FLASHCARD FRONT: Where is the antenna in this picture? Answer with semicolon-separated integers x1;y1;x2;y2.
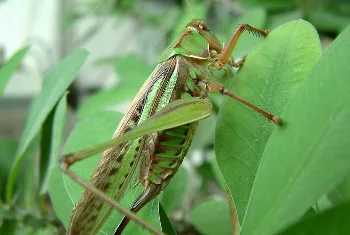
185;0;195;19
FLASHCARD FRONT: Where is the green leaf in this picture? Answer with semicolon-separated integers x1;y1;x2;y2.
0;47;29;96
279;202;350;234
240;24;350;235
40;94;67;194
0;138;17;201
159;204;177;235
215;20;322;225
160;166;188;214
6;49;88;203
191;200;233;235
16;136;40;211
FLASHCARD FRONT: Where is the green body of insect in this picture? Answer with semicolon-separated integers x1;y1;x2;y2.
64;18;280;235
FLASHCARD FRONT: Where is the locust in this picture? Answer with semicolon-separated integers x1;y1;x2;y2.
60;6;282;235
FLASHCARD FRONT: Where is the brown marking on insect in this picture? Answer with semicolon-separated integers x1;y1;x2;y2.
103;182;111;190
109;167;118;176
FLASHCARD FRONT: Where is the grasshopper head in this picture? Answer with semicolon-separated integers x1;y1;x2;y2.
186;19;222;54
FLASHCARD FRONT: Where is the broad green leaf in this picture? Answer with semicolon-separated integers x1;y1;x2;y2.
69;98;212;159
191;200;233;235
40;94;67;194
215;20;322;225
0;47;29;96
240;24;350;235
160;166;188;214
6;49;88;203
159;204;177;235
279;202;350;234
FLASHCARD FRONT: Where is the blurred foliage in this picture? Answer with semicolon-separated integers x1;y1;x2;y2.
1;0;350;234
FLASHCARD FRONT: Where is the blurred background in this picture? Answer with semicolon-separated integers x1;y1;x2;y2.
0;0;350;234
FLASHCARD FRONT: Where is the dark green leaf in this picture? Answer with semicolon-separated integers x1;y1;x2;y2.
0;138;17;201
240;24;350;235
215;20;322;226
40;94;67;194
159;204;177;235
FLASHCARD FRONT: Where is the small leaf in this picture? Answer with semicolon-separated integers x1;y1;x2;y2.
0;47;29;96
191;200;233;235
6;49;88;203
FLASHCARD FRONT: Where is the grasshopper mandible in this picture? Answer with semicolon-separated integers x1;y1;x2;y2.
60;8;282;235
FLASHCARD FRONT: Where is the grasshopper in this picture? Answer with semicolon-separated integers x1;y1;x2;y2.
60;6;282;235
